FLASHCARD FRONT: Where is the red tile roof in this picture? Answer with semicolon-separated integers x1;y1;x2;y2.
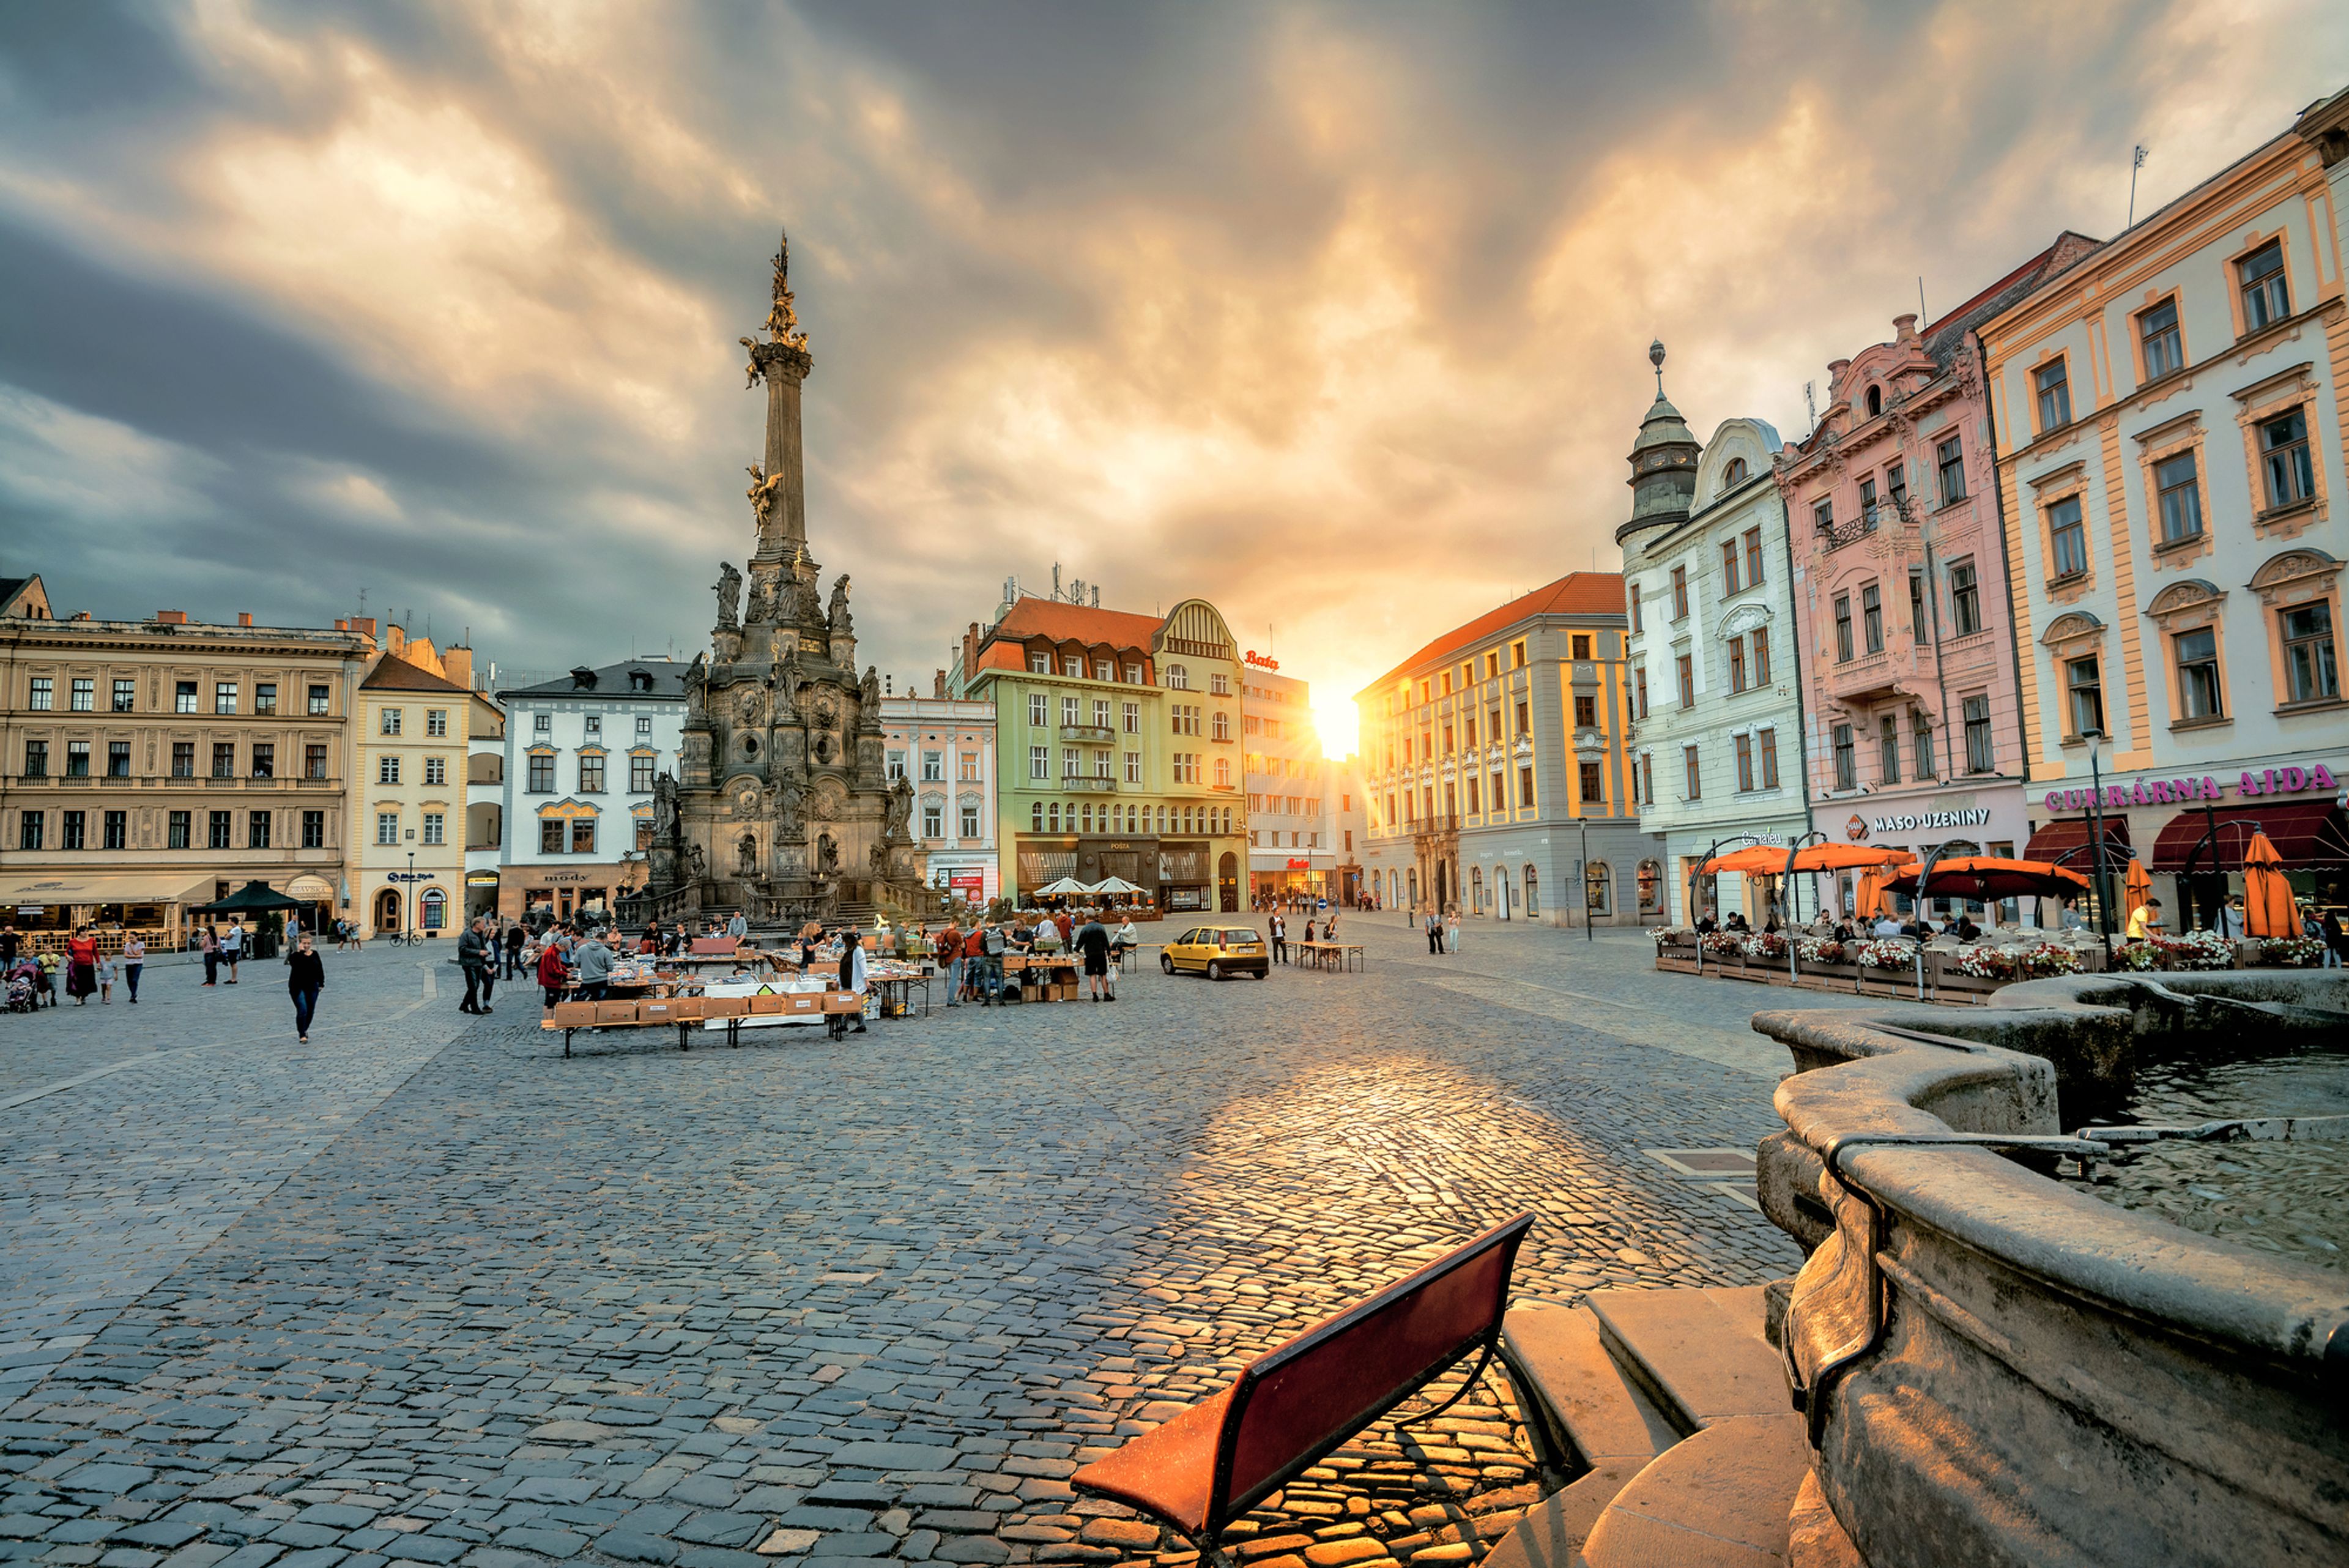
362;653;472;693
1361;572;1625;696
991;596;1167;652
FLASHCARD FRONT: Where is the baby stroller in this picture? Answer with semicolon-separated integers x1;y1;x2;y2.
5;962;37;1014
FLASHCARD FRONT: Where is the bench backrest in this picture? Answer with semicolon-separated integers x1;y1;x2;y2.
1214;1211;1534;1525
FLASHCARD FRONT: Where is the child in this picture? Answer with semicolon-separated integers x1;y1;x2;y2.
96;951;117;1004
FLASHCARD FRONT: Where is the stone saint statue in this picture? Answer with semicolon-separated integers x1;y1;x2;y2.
687;842;707;883
737;832;760;878
860;665;881;713
828;574;853;636
713;563;742;628
816;833;840;876
653;773;679;840
885;776;914;842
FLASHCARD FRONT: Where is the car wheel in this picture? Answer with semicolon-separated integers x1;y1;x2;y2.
1208;961;1224;981
1253;970;1266;979
1160;953;1175;975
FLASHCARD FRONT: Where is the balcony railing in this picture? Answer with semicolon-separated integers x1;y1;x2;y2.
1062;776;1117;792
1060;724;1117;743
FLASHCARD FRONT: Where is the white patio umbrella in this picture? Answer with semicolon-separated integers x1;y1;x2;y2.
1033;876;1093;897
1087;875;1147;896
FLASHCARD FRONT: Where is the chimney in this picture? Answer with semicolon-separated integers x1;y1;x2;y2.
1826;358;1850;398
386;623;406;656
1090;585;1100;608
237;611;253;627
155;609;188;625
335;618;347;633
442;645;473;690
1894;312;1919;343
933;668;947;699
963;622;981;677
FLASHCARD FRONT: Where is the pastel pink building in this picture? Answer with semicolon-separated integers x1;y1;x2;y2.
1778;236;2101;902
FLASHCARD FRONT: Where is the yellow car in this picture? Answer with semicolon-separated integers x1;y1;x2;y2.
1160;925;1269;980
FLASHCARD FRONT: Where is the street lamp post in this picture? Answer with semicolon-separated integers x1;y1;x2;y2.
2084;730;2113;968
1579;816;1593;943
405;850;415;945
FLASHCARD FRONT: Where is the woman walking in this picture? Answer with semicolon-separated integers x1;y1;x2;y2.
65;926;98;1005
201;924;220;985
287;934;324;1044
121;932;144;1003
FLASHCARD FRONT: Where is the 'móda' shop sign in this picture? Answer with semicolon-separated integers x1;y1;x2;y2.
2042;760;2339;813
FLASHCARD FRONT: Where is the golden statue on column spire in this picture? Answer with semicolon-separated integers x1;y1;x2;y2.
765;229;807;347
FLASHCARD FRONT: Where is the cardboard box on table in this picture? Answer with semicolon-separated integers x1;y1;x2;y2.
594;1001;639;1025
551;1001;596;1028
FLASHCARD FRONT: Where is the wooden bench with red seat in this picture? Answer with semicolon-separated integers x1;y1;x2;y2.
1072;1211;1535;1562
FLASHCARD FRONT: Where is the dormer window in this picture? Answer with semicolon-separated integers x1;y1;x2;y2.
628;670;653;692
1866;385;1882;417
1724;456;1748;485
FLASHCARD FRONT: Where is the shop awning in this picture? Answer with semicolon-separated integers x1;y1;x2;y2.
2022;816;2132;870
2148;800;2349;873
0;872;215;907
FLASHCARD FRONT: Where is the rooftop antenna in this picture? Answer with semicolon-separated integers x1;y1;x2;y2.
1803;380;1817;435
1918;276;1928;325
2127;144;2148;226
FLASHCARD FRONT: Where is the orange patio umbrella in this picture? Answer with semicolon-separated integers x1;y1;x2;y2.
2242;831;2296;938
1699;845;1794;876
1852;867;1892;920
2123;858;2153;919
1787;844;1913;874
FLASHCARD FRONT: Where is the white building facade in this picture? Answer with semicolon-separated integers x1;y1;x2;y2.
494;660;688;926
1619;349;1813;924
882;693;1000;905
1242;662;1337;903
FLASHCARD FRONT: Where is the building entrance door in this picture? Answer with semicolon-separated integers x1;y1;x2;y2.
1217;852;1239;913
1436;860;1450;910
373;887;401;935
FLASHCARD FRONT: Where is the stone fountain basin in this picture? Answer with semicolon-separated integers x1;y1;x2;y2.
1753;971;2349;1568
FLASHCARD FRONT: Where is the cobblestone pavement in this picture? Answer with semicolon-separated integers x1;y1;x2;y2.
0;920;1878;1568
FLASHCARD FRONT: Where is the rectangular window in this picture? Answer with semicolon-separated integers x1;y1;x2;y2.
1886;461;1907;510
1062;696;1080;728
175;680;197;713
302;810;325;849
28;676;53;710
1573;694;1597;728
579;754;605;793
113;678;136;713
102;810;126;850
1675;653;1694;708
250;742;273;779
1029;693;1048;727
1124;751;1141;783
1727;637;1746;693
571;819;596;855
1833;723;1856;789
540;819;565;853
1094;749;1112;779
631;754;656;793
379;707;400;735
214;682;237;715
1859;475;1879;527
527;753;554;792
426;709;447;737
1029;652;1051;674
1090;700;1110;733
2174;628;2224;721
1913;710;1937;779
1682;744;1701;800
210;810;234;849
1751;630;1771;686
2066;656;2104;737
1030;745;1049;780
1721;538;1742;595
422;812;445;845
582;716;600;736
168;810;190;850
18;811;41;851
1518;765;1534;807
2155;451;2203;541
1121;700;1139;733
172;741;193;778
1878;714;1901;784
2239;240;2288;331
1442;722;1455;756
1065;655;1084;679
1628;589;1642;635
1466;775;1480;815
1758;727;1779;790
1512;641;1527;669
533;712;551;733
2282;601;2339;703
2260;409;2315;509
213;743;237;778
1634;668;1649;719
1937;436;1965;504
2035;357;2071;429
66;741;89;778
310;684;331;715
2139;299;2182;380
960;751;981;782
1909;570;1927;637
1579;760;1603;805
1949;559;1981;636
1670;567;1688;620
887;749;907;782
1743;527;1764;587
70;677;93;712
961;802;981;838
254;683;277;716
248;810;270;850
2047;496;2088;578
1515;699;1528;734
1861;583;1883;653
377;754;399;785
23;739;46;778
108;740;131;778
636;716;651;735
1572;634;1593;660
1835;594;1854;661
61;810;85;850
1813;498;1835;533
1735;732;1754;792
1964;694;1995;773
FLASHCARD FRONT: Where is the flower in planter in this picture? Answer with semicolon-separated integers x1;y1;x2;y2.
1949;946;2020;981
1651;926;1696;946
1752;932;1790;959
1795;937;1846;964
1850;938;1917;971
1700;931;1748;957
2019;943;2082;978
2115;942;2159;972
2256;935;2323;967
2154;929;2235;970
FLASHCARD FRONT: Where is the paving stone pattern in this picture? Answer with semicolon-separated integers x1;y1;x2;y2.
0;920;1863;1568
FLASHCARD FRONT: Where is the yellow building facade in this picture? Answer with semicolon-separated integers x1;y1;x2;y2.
352;626;480;940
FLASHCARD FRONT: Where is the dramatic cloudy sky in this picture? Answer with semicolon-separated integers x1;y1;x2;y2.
4;2;2345;752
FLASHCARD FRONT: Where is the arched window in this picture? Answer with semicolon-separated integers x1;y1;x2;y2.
1523;865;1539;916
1048;801;1061;833
1638;858;1663;913
1164;664;1190;690
1408;868;1420;906
1724;456;1748;485
1471;865;1485;910
1585;861;1612;917
1031;800;1044;832
1866;384;1883;417
420;888;448;931
1080;803;1094;834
